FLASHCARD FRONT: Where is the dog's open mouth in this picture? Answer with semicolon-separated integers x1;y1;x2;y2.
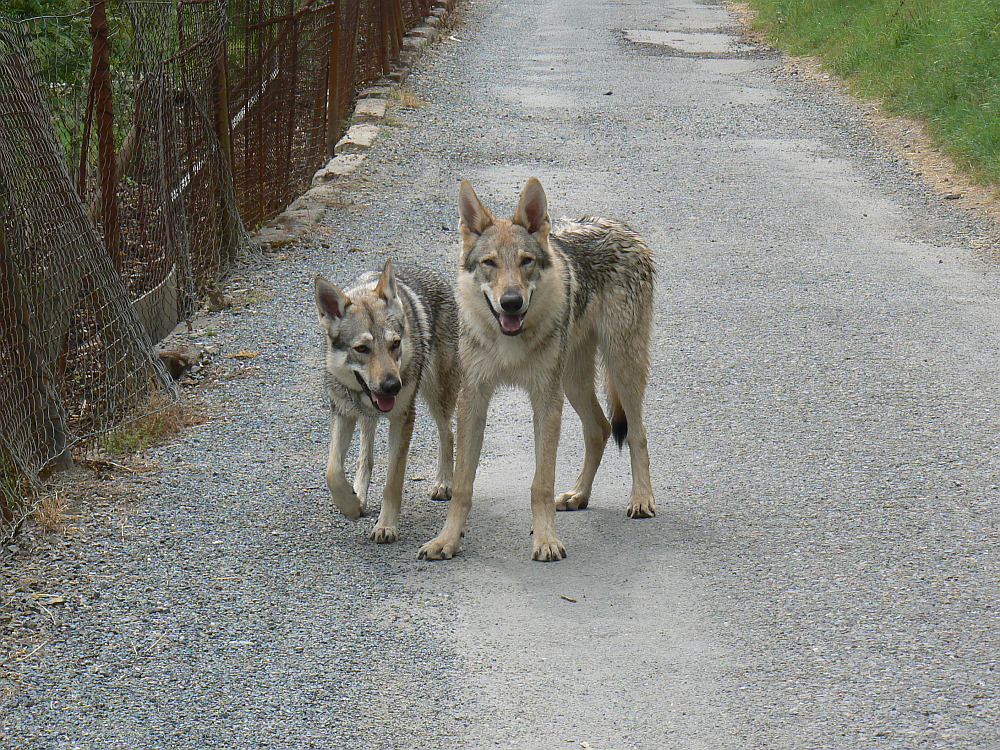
355;372;395;412
484;293;525;336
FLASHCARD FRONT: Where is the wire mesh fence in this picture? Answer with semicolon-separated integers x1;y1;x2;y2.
0;0;443;542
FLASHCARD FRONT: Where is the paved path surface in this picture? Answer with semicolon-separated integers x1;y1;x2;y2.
4;0;1000;748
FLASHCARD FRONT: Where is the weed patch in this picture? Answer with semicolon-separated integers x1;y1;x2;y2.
100;391;206;456
391;89;428;108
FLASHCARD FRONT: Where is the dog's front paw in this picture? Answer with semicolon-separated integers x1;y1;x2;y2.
353;482;369;510
555;490;589;511
417;536;460;560
532;538;567;562
371;523;399;544
429;480;452;502
626;493;656;519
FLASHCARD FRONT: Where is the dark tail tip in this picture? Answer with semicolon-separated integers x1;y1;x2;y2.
611;417;628;450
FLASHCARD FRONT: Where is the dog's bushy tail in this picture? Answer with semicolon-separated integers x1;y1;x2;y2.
607;378;627;450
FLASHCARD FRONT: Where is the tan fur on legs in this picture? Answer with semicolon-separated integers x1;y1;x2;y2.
606;376;627;448
607;358;655;518
353;416;376;509
372;407;416;543
421;357;458;502
327;412;363;519
418;381;493;559
529;387;567;561
556;335;612;511
420;177;655;560
429;408;455;501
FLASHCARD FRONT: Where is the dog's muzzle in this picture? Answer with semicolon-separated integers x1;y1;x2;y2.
485;292;525;336
355;371;397;412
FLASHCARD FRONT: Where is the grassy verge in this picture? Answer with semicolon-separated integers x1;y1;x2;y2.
744;0;1000;185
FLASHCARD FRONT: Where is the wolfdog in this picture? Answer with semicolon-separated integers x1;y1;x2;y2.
315;260;459;543
418;177;656;562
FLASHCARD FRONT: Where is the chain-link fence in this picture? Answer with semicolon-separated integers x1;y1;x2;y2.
0;0;444;541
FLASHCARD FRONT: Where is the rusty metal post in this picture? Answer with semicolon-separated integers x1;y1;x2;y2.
88;0;121;267
346;2;360;115
326;0;342;156
209;17;240;265
334;0;360;143
391;0;405;62
282;6;299;207
375;0;390;75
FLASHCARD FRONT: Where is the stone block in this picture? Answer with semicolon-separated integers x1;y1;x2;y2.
257;227;298;247
334;124;380;154
402;36;426;52
359;85;393;99
312;153;366;184
354;98;387;121
409;26;438;41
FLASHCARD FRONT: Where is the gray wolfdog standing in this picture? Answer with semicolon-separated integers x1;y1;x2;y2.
315;260;459;543
418;177;656;562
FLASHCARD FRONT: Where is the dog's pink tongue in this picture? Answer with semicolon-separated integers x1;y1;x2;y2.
374;395;395;412
500;313;522;333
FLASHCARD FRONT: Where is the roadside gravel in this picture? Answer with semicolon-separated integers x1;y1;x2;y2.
5;0;1000;748
1;244;470;748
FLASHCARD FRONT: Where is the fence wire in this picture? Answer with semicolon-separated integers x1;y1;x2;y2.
0;0;443;541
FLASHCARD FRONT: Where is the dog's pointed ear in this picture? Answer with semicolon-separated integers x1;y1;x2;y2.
315;275;350;326
373;258;398;302
513;177;550;237
458;179;494;239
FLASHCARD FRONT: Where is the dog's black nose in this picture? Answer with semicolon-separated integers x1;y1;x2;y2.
380;375;401;397
500;291;523;313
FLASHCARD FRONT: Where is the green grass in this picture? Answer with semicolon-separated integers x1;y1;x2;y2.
746;0;1000;183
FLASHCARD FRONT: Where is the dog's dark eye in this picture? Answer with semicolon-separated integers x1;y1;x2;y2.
520;256;534;267
482;258;497;268
354;344;369;354
389;339;401;351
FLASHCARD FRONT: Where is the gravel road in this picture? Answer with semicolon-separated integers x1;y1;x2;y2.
4;0;1000;748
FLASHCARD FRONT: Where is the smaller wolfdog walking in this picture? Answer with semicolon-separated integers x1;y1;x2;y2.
315;260;459;543
419;178;656;562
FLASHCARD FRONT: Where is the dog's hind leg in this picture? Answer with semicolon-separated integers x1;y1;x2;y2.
327;410;363;520
607;358;655;518
372;407;415;543
353;416;376;513
428;403;455;502
423;370;456;502
556;337;612;511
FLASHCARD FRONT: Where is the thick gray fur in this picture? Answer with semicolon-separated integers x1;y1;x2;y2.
316;262;459;543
